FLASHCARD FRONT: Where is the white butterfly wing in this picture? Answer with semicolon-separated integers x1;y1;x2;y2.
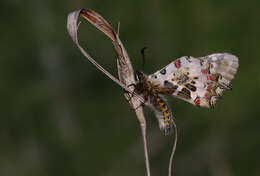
148;53;239;108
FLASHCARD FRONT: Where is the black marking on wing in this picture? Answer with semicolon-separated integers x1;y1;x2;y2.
182;88;191;96
164;80;178;90
185;83;197;92
160;68;166;75
177;88;191;99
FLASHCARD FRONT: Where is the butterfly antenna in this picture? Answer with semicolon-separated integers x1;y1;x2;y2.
141;47;147;71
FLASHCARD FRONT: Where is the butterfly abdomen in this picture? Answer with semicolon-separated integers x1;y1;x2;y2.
148;93;174;135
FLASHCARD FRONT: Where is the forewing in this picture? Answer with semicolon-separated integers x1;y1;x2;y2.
148;53;239;108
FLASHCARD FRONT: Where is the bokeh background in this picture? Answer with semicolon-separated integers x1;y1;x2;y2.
1;0;260;176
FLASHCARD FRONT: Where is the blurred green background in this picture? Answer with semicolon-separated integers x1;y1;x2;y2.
1;0;260;176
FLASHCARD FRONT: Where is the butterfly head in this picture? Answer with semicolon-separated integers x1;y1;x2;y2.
135;71;147;82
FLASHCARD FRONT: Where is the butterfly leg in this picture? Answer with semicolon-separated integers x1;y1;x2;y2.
125;92;147;111
124;83;137;101
123;83;147;110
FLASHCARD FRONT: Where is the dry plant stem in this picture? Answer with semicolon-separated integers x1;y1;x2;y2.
168;121;177;176
142;122;151;176
67;9;150;176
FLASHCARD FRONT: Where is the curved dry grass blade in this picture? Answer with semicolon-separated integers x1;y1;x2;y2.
67;9;150;176
80;9;117;41
67;10;139;98
168;121;178;176
79;9;136;87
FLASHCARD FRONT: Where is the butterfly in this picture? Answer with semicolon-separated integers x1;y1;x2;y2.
133;53;239;135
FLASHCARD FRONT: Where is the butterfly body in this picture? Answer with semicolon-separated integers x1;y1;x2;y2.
134;71;174;135
134;53;239;135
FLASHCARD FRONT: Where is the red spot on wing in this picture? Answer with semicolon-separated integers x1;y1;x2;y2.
204;93;209;99
201;69;207;74
194;97;200;105
208;75;213;81
174;60;181;68
207;85;211;90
